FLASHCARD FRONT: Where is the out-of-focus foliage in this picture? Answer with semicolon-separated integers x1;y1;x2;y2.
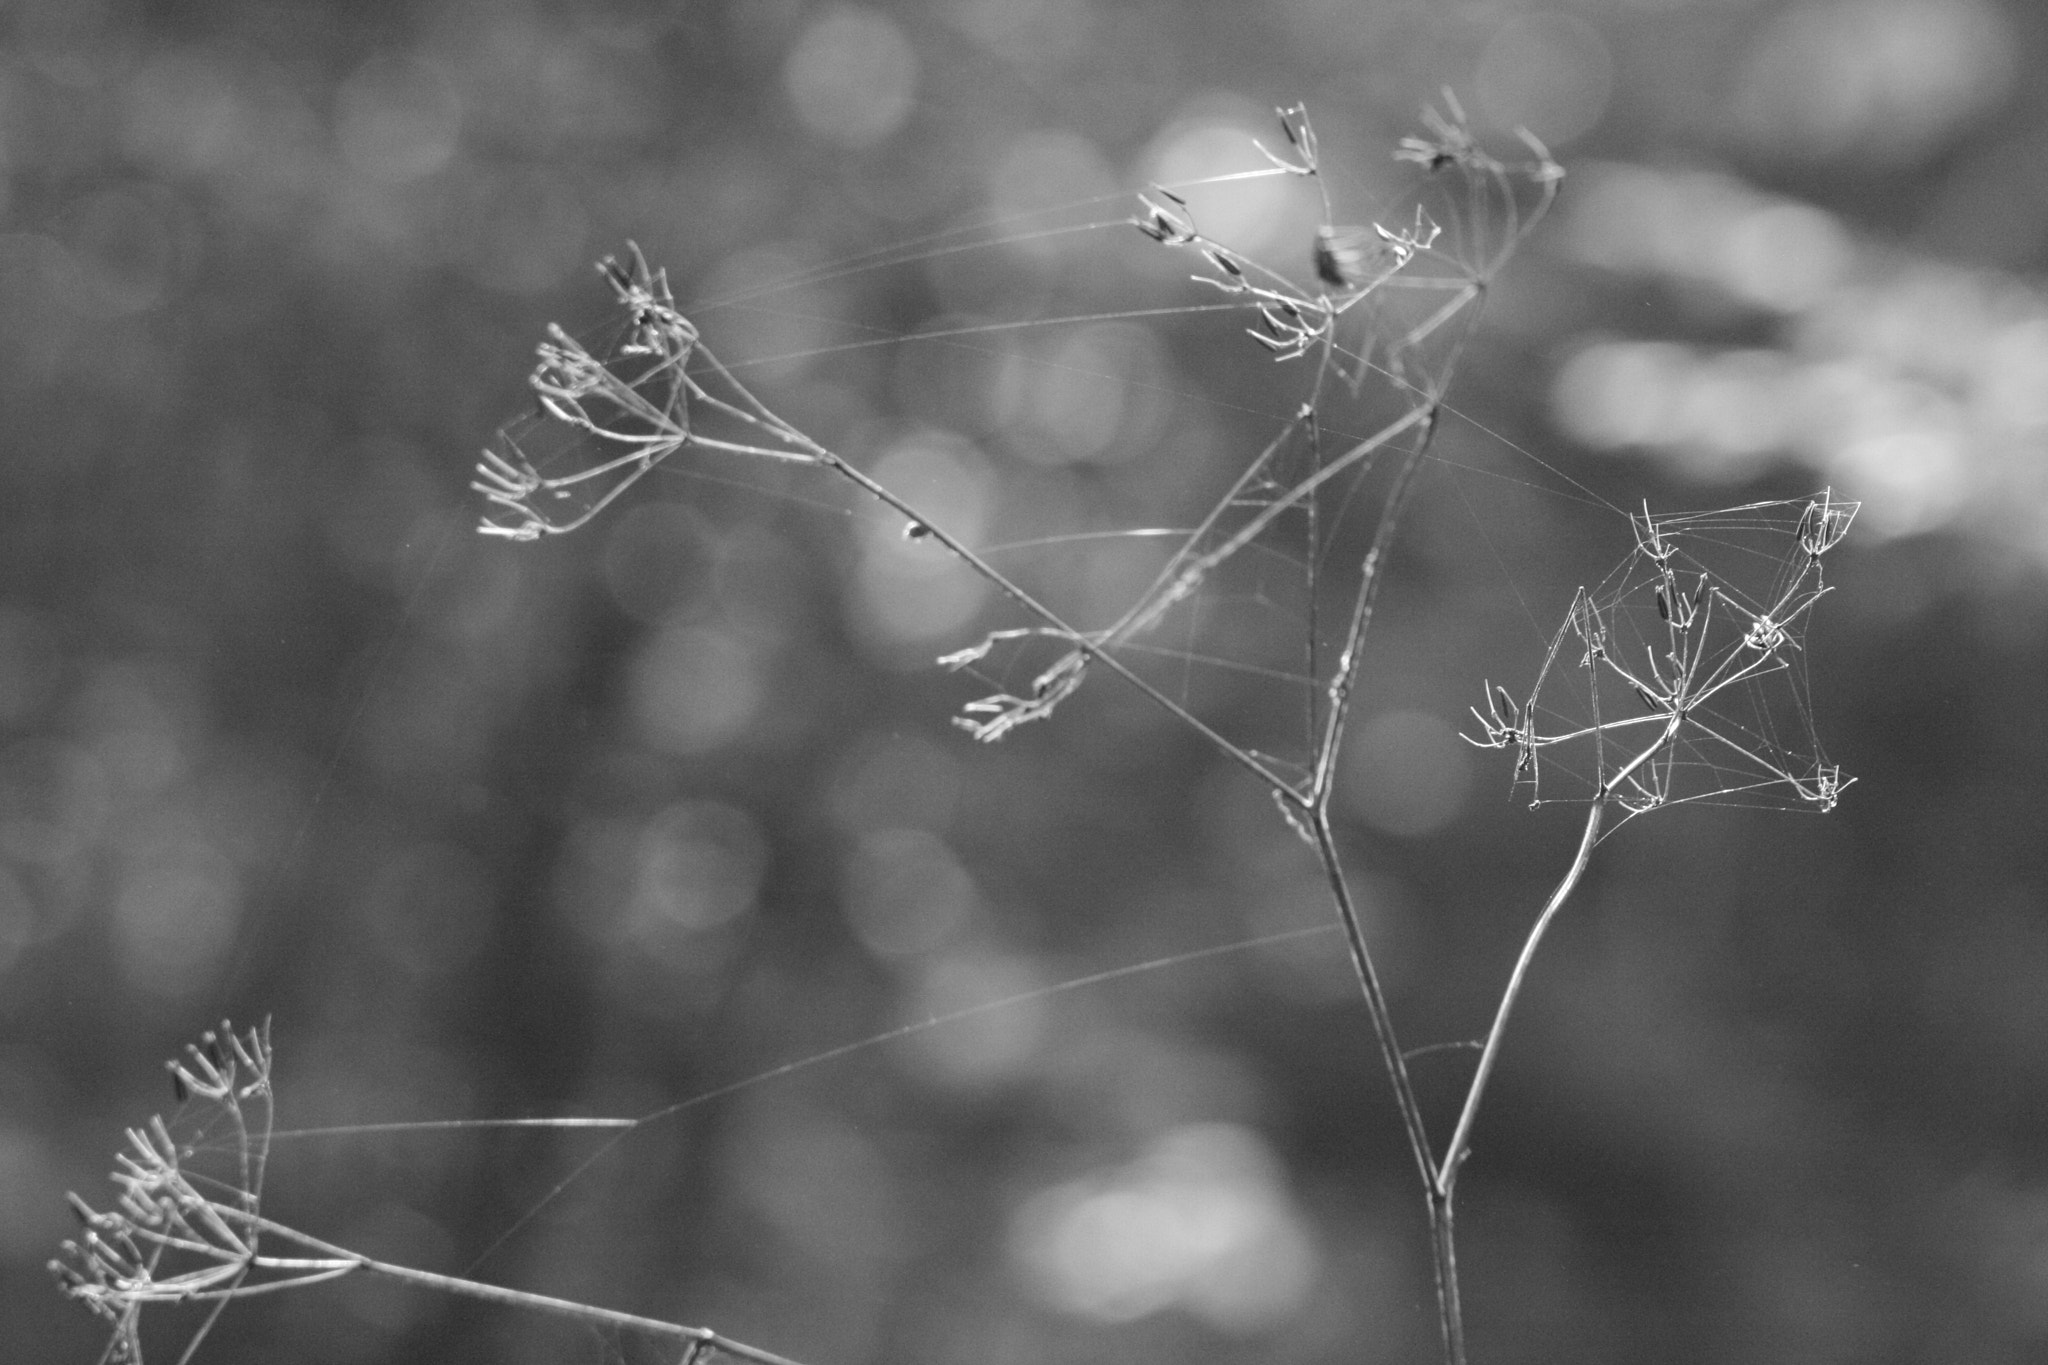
5;1;2047;1362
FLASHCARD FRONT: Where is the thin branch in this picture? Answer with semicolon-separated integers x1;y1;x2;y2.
238;1213;817;1365
1437;717;1679;1197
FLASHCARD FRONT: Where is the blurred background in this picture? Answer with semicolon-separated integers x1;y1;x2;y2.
4;0;2047;1362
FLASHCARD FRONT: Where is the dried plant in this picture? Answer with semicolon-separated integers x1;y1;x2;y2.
52;1022;809;1365
1439;491;1854;1344
62;98;1856;1365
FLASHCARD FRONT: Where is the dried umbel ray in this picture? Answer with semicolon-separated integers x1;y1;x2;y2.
1466;490;1859;821
53;1021;810;1365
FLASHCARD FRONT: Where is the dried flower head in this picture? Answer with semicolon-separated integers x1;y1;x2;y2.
1466;493;1858;819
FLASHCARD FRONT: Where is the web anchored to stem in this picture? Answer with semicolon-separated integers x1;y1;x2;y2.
1467;490;1858;822
1427;488;1858;1361
56;99;1865;1365
459;96;1573;1365
470;97;1561;813
52;1022;808;1365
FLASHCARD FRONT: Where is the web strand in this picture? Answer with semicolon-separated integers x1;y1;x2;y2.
323;102;1606;1276
439;105;1580;1262
242;925;1345;1273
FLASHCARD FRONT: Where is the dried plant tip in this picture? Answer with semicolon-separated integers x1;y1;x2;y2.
1260;104;1319;173
1667;574;1707;629
1798;489;1858;559
1743;614;1790;652
1632;504;1674;565
955;649;1090;742
1248;298;1327;360
1463;679;1528;753
1809;763;1854;810
600;239;658;298
1205;249;1245;279
1278;107;1302;150
1134;191;1196;246
1515;126;1565;181
937;640;995;670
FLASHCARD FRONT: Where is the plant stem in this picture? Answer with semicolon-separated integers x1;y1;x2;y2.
1438;723;1674;1197
692;360;1307;796
1410;719;1679;1362
813;446;1298;794
1427;1188;1465;1365
248;1215;813;1365
1307;809;1467;1363
1437;797;1604;1202
1310;810;1433;1196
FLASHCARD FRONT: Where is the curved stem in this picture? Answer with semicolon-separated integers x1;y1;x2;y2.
1437;797;1604;1198
1438;722;1678;1195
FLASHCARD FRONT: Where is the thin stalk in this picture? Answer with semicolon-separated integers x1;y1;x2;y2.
1406;722;1677;1365
244;1214;813;1365
1405;794;1603;1365
1437;724;1678;1197
1309;810;1432;1190
814;445;1300;796
677;348;1304;796
1436;796;1603;1199
1308;806;1461;1365
1310;409;1435;805
1295;383;1448;1357
1426;1191;1465;1365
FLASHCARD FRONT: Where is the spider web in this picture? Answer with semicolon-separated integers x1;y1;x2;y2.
61;106;1872;1365
471;102;1565;796
1471;492;1857;819
919;105;1563;790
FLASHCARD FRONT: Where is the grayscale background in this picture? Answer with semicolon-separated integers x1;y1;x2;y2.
4;2;2045;1362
